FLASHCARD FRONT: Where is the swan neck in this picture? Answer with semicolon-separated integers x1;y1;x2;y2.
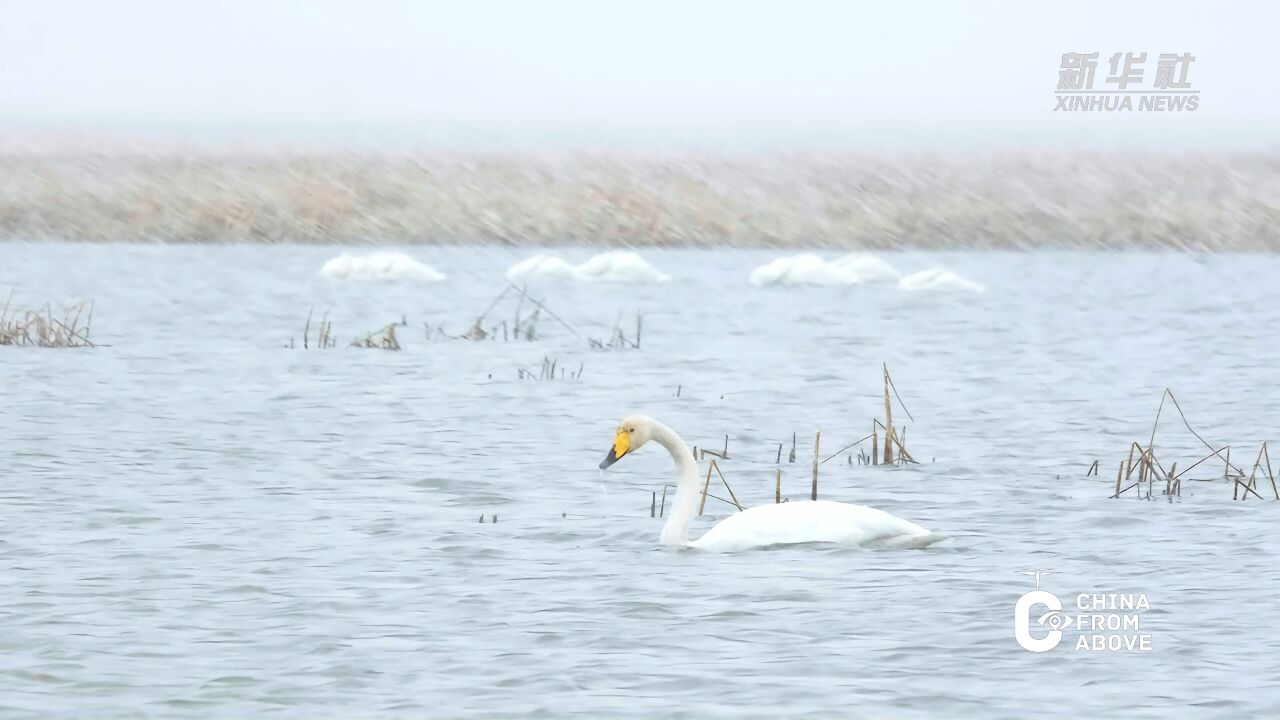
653;422;699;546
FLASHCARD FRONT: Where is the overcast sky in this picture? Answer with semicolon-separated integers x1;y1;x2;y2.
2;0;1277;150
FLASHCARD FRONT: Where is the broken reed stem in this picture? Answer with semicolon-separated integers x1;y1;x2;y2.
1264;442;1278;500
889;426;916;464
811;431;820;501
775;468;781;504
1151;388;1250;477
1114;462;1123;498
872;427;879;466
1226;446;1233;499
711;461;743;511
303;307;312;348
821;432;875;465
506;285;580;339
699;461;714;516
659;484;668;517
1249;446;1265;496
1173;446;1229;480
1236;476;1264;500
1115;482;1141;497
1147;389;1166;458
650;491;656;518
476;286;511;326
882;365;894;464
884;364;915;422
870;418;917;464
512;284;526;336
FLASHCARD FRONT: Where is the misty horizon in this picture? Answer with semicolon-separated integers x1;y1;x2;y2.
3;0;1278;152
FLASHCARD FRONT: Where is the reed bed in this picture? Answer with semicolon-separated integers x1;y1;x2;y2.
1108;389;1277;501
7;151;1280;250
351;322;403;351
0;296;95;348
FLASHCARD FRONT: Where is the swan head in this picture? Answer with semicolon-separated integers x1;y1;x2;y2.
598;415;655;469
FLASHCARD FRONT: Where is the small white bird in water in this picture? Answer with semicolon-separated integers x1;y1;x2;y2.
599;415;945;552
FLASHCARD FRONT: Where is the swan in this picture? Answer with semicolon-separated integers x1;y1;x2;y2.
599;415;945;552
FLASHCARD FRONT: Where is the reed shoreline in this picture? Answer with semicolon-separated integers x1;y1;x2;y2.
3;151;1279;249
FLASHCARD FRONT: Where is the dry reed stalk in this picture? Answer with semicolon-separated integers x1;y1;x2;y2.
775;468;781;504
1159;388;1249;476
889;426;917;464
1114;462;1123;498
1;299;96;348
811;431;821;501
512;284;526;336
1236;475;1264;500
872;427;879;466
1247;446;1265;498
1147;452;1156;498
1171;446;1229;481
1227;447;1235;499
883;366;894;465
510;287;578;339
1115;481;1141;498
699;461;714;515
1263;442;1278;500
659;484;668;517
352;323;401;350
651;491;656;518
821;432;875;465
711;461;743;510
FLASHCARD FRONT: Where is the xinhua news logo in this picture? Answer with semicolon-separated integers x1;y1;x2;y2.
1054;52;1198;112
1014;571;1153;653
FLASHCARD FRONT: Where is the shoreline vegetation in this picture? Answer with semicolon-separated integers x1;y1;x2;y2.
2;151;1278;249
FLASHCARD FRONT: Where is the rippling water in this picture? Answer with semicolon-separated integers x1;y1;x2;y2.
4;243;1280;718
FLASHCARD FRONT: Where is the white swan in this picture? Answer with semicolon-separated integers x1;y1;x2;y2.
599;415;944;552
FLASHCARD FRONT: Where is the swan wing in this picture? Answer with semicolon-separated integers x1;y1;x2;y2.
689;500;942;552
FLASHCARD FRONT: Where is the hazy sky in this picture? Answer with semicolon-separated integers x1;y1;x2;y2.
2;0;1277;149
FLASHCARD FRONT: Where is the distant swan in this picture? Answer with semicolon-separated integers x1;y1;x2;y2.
599;415;944;552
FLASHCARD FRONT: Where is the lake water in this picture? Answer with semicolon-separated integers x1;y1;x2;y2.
3;243;1280;718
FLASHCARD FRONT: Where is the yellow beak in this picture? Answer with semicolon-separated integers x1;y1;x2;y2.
599;430;631;469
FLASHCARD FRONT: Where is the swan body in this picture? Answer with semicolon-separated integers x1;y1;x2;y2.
506;251;671;284
599;415;943;552
689;500;938;552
